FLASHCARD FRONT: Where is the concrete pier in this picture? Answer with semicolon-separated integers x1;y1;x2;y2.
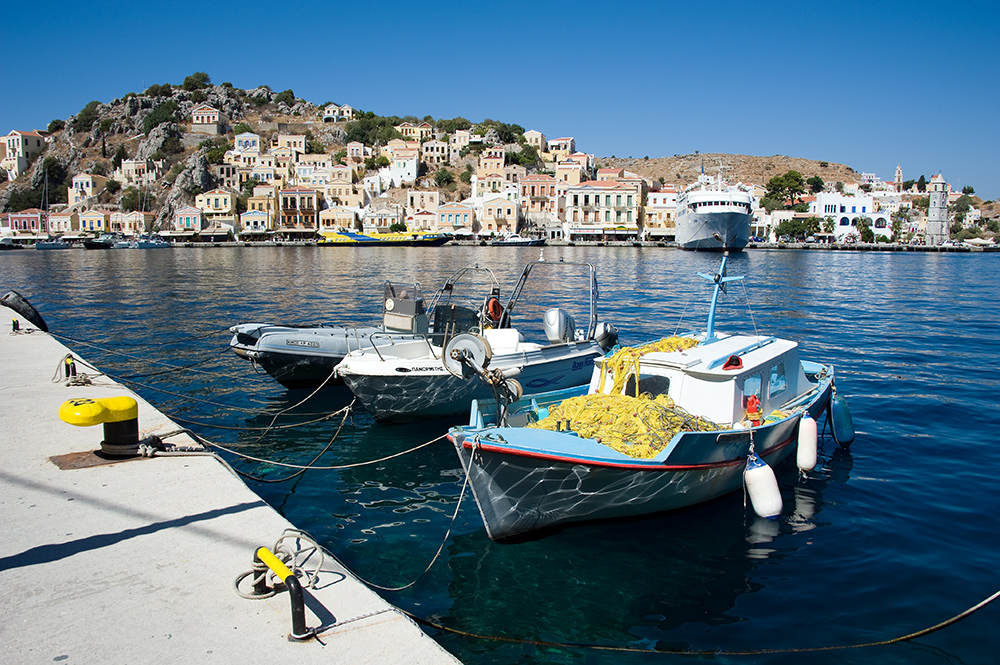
0;305;460;664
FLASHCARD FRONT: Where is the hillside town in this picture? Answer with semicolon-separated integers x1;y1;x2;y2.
0;78;994;247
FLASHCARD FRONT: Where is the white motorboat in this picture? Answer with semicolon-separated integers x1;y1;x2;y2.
335;259;619;423
229;266;506;390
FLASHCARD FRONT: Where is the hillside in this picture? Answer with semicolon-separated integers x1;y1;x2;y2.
598;154;860;189
3;78;994;237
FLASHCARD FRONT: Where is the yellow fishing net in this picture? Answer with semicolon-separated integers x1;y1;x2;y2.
528;392;725;459
596;336;700;395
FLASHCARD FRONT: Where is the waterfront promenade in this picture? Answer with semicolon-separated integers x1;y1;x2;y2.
0;305;460;664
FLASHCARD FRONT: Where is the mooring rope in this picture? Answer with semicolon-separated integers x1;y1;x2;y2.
401;585;1000;655
355;471;470;593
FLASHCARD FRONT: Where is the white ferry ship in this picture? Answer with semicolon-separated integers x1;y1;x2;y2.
674;173;754;251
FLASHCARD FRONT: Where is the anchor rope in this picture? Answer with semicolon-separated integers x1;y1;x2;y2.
401;584;1000;655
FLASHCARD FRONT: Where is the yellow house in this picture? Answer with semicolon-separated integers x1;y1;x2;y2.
318;206;357;233
79;209;113;234
67;174;109;205
394;122;433;140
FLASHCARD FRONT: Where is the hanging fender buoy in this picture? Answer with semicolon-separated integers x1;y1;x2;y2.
745;452;782;518
1;290;48;332
829;394;856;448
797;414;818;472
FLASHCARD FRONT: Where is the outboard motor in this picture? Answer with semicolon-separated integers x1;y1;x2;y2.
543;308;575;344
594;321;619;350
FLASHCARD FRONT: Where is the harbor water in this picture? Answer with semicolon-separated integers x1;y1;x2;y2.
4;245;999;664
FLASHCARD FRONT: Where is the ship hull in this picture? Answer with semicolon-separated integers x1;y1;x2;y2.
674;211;751;251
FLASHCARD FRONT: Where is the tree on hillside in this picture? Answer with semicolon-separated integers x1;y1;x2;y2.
232;122;254;135
182;72;211;91
807;175;824;193
72;101;101;133
434;168;454;187
274;89;295;105
962;185;975;195
143;100;179;134
917;175;927;192
47;119;65;133
437;117;472;134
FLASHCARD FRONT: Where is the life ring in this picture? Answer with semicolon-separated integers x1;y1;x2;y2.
485;297;503;322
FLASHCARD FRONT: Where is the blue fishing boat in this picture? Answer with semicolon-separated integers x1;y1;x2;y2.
448;254;854;541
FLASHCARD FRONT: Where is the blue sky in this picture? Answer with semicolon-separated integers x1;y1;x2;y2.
4;0;997;197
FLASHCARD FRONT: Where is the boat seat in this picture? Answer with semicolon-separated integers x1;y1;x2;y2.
482;328;523;354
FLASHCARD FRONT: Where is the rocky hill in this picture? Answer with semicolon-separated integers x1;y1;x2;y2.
4;79;994;234
598;153;860;189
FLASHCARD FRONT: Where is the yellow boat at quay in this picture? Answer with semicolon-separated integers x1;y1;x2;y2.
317;230;451;247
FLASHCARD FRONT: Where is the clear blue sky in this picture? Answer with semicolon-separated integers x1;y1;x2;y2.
3;0;997;197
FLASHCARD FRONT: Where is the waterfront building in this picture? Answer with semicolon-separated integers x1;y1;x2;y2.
170;206;204;236
362;202;403;234
1;130;46;179
407;190;440;218
239;210;271;238
408;209;438;231
644;186;678;240
518;174;564;237
277;187;318;237
8;208;47;236
110;211;155;237
564;180;641;241
480;196;520;235
79;209;113;234
437;202;476;234
318;206;358;233
808;191;891;241
195;189;236;227
48;211;78;235
926;174;949;245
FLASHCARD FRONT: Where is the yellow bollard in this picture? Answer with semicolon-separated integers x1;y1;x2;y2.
59;397;140;457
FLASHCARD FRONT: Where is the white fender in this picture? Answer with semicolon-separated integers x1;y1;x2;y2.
745;453;782;518
797;415;818;472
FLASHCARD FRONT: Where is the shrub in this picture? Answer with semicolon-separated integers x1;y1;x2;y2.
47;119;65;133
182;72;211;91
143;101;179;134
72;101;101;133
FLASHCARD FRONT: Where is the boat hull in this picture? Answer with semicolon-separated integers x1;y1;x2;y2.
317;232;450;247
674;211;751;251
339;341;604;423
450;378;832;540
230;324;389;389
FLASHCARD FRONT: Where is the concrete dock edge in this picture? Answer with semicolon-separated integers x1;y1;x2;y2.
0;306;461;664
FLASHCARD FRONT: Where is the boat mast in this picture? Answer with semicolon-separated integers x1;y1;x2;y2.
697;251;744;342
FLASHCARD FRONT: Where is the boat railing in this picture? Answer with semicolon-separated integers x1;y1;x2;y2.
367;332;438;361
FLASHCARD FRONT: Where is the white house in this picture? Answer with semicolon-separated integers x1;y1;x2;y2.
808;191;891;241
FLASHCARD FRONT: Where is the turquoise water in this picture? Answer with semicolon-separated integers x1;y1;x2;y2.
4;245;1000;663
